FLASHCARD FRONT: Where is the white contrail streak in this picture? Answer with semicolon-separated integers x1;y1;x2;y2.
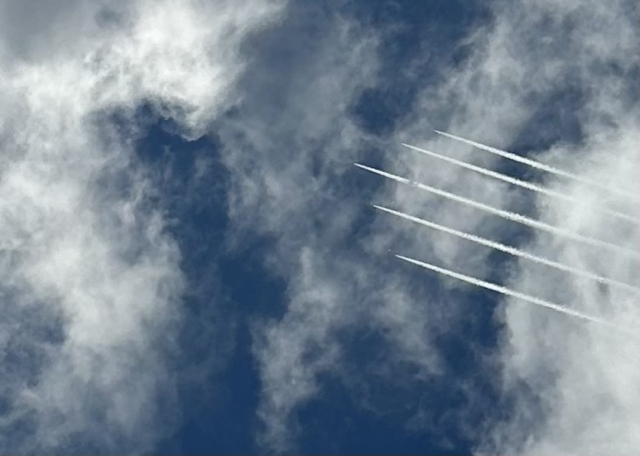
374;204;640;294
354;163;640;260
401;143;639;225
395;254;637;334
433;130;639;202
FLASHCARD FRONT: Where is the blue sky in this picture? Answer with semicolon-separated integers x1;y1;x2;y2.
0;0;637;454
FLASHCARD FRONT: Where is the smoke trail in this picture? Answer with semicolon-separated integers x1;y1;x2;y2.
354;163;640;260
433;130;639;202
394;254;637;334
373;204;640;294
401;143;639;225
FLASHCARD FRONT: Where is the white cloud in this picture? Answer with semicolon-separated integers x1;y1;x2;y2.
484;126;640;455
216;0;638;453
217;12;401;450
0;0;284;452
390;0;640;454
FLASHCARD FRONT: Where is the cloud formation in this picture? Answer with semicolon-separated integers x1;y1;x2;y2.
0;0;635;453
214;0;638;453
389;0;639;454
0;0;284;452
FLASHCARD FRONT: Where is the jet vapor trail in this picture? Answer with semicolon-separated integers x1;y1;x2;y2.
434;130;638;202
374;204;640;294
395;254;637;334
401;143;639;225
354;163;640;260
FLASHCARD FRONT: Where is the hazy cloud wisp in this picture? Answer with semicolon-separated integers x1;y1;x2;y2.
0;0;284;452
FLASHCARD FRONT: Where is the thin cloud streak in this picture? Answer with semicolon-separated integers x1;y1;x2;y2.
373;204;640;294
355;163;640;260
394;254;636;335
401;143;639;225
434;130;639;202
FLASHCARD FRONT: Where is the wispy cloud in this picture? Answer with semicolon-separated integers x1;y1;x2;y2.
215;0;638;453
0;0;284;452
217;10;387;449
5;0;634;453
388;0;640;454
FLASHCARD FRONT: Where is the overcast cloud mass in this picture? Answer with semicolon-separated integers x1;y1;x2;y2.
0;0;637;454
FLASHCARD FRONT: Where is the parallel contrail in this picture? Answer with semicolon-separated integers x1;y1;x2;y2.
374;204;640;294
395;254;637;334
354;163;640;260
401;143;639;225
433;130;638;202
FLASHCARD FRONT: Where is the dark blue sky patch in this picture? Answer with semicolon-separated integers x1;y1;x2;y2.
350;87;413;137
165;320;263;455
347;0;492;83
0;288;66;448
0;296;67;451
133;116;296;454
218;236;289;322
293;369;471;455
346;0;492;137
291;315;501;456
288;258;506;455
509;86;586;163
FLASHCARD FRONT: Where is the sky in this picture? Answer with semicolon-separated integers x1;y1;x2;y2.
0;0;637;454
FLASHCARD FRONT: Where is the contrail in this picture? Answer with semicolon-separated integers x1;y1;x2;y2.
395;254;637;334
354;163;640;260
374;204;640;294
401;143;639;225
433;130;639;202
